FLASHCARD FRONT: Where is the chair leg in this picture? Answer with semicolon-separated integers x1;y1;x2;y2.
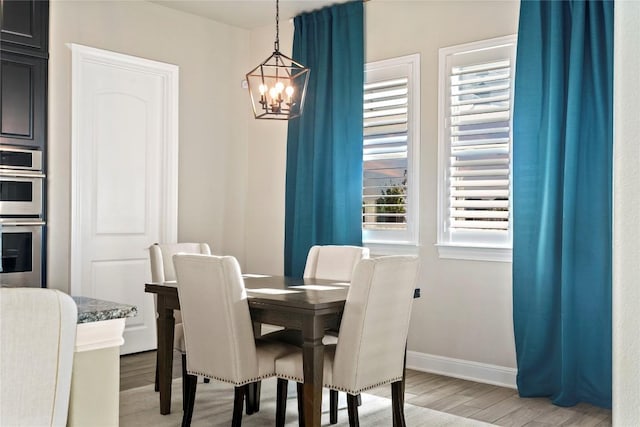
232;386;246;427
276;379;288;427
246;382;255;415
181;372;197;427
330;390;338;424
181;354;188;412
254;381;261;412
391;380;406;427
347;393;360;427
296;382;304;427
246;381;261;414
357;393;362;406
204;378;210;383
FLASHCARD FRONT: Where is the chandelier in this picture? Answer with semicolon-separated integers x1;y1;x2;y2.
245;0;310;120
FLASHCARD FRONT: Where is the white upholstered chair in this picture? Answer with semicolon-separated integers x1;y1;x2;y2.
149;242;212;399
305;244;370;422
265;244;370;423
173;254;296;426
1;288;78;427
274;256;419;427
303;245;370;281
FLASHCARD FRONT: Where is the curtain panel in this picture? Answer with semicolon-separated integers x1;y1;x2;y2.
284;1;364;277
513;0;613;408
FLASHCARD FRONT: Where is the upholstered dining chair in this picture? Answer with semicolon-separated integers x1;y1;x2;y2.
1;288;78;427
305;244;370;422
303;245;370;281
274;255;419;427
264;244;370;423
259;245;370;422
149;242;212;398
173;254;296;427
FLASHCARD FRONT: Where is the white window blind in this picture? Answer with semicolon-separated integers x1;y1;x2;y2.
437;35;516;261
362;77;409;230
449;59;511;231
362;54;420;246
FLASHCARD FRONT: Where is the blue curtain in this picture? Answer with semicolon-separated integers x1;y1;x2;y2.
513;0;613;408
284;1;364;277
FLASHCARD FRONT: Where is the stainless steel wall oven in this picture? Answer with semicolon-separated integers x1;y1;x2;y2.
0;146;45;288
0;147;44;217
0;220;44;287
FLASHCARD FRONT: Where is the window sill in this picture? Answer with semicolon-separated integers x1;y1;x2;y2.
364;242;420;256
435;244;512;263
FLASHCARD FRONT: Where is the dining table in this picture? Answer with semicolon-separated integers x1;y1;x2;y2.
145;274;420;427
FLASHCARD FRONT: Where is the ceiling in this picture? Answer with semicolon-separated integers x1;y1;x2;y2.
151;0;347;30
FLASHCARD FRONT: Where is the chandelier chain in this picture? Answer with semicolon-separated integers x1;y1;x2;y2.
274;0;280;52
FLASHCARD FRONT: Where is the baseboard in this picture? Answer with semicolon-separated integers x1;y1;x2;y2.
406;351;517;389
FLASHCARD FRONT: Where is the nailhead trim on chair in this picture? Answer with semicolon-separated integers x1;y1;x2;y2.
275;373;404;395
187;370;276;387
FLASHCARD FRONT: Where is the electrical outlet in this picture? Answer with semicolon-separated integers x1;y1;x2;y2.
241;79;248;89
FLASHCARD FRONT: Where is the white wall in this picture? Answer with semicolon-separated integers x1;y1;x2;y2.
242;0;520;380
613;2;640;424
48;0;250;292
243;22;294;275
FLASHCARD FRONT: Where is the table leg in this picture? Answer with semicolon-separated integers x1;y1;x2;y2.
157;297;175;415
302;315;324;427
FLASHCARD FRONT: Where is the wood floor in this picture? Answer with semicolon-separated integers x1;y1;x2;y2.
121;351;612;426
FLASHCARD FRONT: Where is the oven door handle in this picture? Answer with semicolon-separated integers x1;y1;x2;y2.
0;220;45;226
0;172;45;179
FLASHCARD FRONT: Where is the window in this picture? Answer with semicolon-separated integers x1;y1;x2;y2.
362;54;420;248
437;35;516;262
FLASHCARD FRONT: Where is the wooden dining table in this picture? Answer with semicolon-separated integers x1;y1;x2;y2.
146;275;353;427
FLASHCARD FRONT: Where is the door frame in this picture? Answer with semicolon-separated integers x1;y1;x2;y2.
69;44;179;296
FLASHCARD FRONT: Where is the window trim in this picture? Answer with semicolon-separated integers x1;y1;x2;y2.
436;35;516;262
362;53;421;247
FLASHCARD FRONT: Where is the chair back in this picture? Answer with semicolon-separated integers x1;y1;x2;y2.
332;256;419;393
149;242;211;282
303;245;370;282
1;288;77;426
173;254;259;385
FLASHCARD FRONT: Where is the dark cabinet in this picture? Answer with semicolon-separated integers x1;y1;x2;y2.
1;0;48;150
0;52;46;149
0;0;49;58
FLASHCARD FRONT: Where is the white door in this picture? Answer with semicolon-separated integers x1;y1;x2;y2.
70;45;178;354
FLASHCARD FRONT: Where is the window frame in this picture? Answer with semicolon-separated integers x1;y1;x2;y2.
436;35;517;262
362;54;421;248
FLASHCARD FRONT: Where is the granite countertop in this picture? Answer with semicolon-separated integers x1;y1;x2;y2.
72;296;137;324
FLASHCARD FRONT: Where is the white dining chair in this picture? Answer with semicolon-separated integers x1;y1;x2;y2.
173;254;297;426
149;242;211;401
266;243;369;419
274;255;419;427
305;244;370;422
264;244;370;423
303;245;370;281
1;288;78;427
